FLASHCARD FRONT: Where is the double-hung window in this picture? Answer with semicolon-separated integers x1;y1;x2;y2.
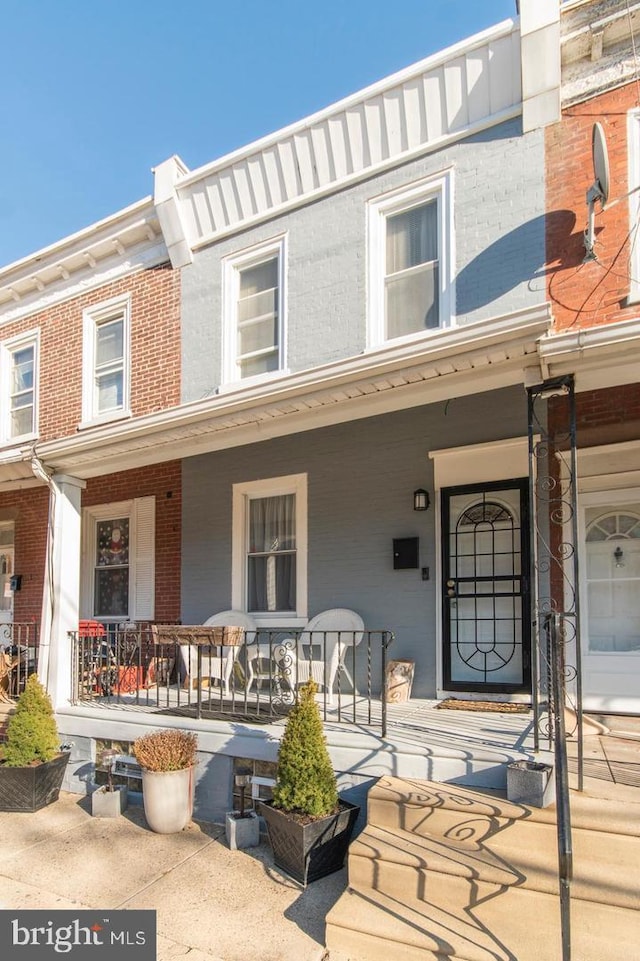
0;331;38;443
232;474;307;625
82;497;155;622
223;237;286;385
82;294;131;425
368;172;453;345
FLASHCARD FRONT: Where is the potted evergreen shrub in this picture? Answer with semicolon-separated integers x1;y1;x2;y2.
260;680;359;885
133;728;198;834
0;674;70;812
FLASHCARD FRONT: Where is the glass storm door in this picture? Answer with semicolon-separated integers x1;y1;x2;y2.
442;480;531;694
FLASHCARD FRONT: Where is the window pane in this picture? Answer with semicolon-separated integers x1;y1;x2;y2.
386;263;439;337
249;495;295;552
96;319;124;366
238;311;278;356
11;347;34;393
239;352;279;378
96;518;129;566
94;568;129;618
239;258;278;298
10;405;33;438
96;371;123;412
248;554;296;612
386;201;438;273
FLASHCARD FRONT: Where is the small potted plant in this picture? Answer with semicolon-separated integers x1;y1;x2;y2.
260;680;359;885
0;674;70;812
133;728;198;834
226;772;260;850
91;748;128;818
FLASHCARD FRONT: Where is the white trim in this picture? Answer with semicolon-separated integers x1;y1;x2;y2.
367;171;455;348
0;328;39;446
81;293;131;426
222;235;287;387
430;437;530;699
231;473;307;626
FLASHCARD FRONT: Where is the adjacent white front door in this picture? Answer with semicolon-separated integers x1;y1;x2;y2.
581;494;640;712
0;522;15;645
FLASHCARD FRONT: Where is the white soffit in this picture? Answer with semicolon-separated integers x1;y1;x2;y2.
172;20;521;250
429;436;530;489
577;440;640;492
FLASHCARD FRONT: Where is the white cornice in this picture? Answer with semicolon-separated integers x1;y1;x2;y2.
166;19;523;253
27;304;551;478
539;315;640;388
0;199;169;320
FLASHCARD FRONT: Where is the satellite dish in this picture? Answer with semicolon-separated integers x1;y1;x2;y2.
584;122;610;261
592;122;610;204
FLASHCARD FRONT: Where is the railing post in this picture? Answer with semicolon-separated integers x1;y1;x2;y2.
549;613;573;961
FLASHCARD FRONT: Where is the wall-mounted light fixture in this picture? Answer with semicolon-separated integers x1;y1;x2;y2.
614;545;625;568
413;488;430;511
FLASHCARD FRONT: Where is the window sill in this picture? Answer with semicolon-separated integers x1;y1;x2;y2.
365;324;452;352
218;369;291;395
0;432;38;451
77;410;132;432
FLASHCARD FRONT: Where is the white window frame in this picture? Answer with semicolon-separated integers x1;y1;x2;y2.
81;497;155;622
0;329;39;445
367;171;454;348
222;235;287;388
81;293;131;427
628;109;640;303
232;473;307;627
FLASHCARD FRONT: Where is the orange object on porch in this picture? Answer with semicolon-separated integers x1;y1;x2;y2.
78;620;106;637
116;665;144;693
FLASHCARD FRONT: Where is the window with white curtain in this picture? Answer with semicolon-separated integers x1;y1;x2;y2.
232;474;307;625
368;172;453;346
0;331;38;443
81;294;131;426
223;236;286;385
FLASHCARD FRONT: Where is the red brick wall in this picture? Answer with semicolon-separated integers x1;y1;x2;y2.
0;460;181;630
84;462;182;623
546;82;639;332
0;264;180;442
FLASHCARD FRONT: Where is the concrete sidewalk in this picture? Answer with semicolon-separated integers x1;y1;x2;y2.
0;792;345;961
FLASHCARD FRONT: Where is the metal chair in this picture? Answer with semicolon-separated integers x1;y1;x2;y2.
293;608;364;703
181;610;257;697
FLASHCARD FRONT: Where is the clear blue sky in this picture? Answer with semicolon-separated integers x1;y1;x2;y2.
1;0;516;268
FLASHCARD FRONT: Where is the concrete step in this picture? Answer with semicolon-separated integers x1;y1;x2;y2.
326;883;640;961
348;823;639;910
367;775;640;841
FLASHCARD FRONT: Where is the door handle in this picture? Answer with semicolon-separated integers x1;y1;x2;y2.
446;579;456;598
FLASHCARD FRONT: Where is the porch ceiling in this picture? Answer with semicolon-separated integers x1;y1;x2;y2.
28;306;551;480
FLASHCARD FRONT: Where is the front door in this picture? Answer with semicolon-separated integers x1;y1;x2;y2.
583;501;640;712
442;480;531;695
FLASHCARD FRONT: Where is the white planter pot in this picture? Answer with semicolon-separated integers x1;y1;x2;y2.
226;810;260;850
92;785;128;818
141;765;196;834
507;760;555;808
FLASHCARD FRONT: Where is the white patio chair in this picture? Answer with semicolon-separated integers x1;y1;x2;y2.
293;608;364;703
181;610;257;697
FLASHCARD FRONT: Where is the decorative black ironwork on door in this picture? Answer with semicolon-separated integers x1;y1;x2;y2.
442;479;531;693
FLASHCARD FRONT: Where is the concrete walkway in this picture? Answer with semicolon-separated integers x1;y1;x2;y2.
0;793;345;961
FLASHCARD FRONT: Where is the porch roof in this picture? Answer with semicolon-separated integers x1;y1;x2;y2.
20;304;552;483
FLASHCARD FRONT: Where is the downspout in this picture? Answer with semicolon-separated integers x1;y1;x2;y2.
30;451;56;689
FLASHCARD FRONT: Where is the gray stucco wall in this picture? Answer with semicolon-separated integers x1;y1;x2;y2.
181;384;529;698
180;118;546;404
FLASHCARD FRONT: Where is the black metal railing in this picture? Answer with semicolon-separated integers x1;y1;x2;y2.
69;624;394;734
0;622;39;699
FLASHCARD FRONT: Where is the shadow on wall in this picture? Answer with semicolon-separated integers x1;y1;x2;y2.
456;210;579;316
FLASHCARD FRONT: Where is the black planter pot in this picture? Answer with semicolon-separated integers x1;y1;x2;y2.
0;752;70;812
260;799;360;885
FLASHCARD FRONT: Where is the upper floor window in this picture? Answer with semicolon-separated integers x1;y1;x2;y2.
232;473;307;626
223;236;286;386
0;331;38;443
368;172;453;346
82;294;131;426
